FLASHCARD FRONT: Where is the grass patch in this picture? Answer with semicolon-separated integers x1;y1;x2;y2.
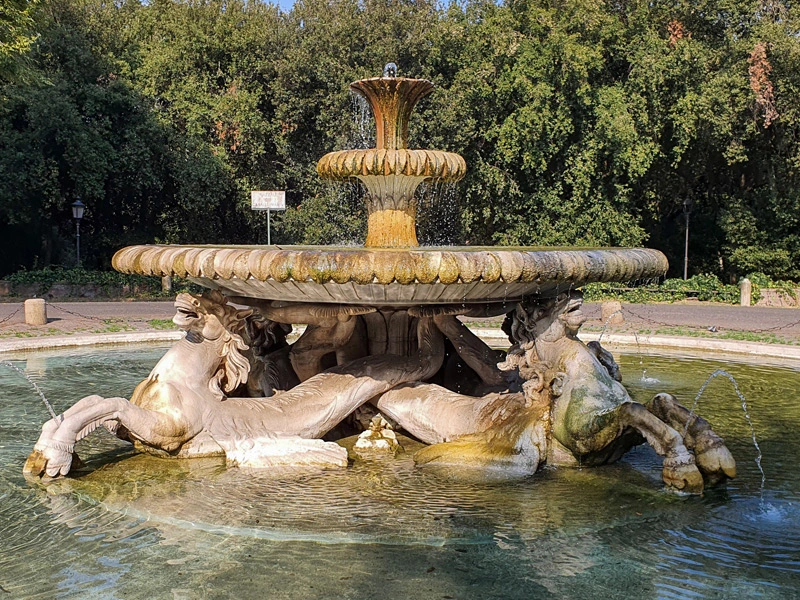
583;324;797;345
92;323;135;333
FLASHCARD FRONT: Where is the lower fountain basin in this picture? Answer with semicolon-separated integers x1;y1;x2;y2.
113;245;668;305
1;346;798;598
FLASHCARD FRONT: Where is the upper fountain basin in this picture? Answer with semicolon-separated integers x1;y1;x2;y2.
317;148;466;182
113;244;668;306
349;77;434;151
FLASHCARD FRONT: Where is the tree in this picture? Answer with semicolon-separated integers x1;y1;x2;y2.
0;0;38;83
1;0;798;281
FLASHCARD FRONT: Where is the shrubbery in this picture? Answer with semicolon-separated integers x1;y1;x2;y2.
583;273;798;305
4;267;201;298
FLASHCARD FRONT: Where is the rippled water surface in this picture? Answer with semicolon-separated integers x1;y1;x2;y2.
1;345;798;599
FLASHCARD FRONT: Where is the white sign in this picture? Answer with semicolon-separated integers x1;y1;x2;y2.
251;191;286;211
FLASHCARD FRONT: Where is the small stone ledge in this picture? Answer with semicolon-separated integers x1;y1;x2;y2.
582;332;800;362
0;331;182;354
755;288;800;308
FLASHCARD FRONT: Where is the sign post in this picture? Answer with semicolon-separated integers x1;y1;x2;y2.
251;191;286;245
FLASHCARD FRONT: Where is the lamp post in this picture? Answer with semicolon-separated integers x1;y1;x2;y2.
71;198;85;266
682;197;693;280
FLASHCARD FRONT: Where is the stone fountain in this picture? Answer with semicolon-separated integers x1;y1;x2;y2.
24;67;735;494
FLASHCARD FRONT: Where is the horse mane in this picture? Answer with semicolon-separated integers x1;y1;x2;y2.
207;331;250;399
197;291;253;399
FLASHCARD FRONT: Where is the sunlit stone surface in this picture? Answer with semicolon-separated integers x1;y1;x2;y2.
112;245;669;305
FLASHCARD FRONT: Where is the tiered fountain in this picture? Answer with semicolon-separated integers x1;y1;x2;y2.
25;67;734;495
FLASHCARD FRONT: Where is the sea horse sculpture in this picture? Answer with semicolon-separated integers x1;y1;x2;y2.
24;291;445;476
513;291;736;492
368;292;736;493
24;289;735;494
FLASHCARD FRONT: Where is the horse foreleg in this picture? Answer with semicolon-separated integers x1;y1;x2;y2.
646;393;736;485
433;314;506;387
24;394;191;478
617;402;705;493
290;318;358;381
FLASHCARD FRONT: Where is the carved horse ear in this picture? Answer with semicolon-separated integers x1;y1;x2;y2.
549;372;567;398
515;302;528;322
235;308;253;321
205;289;227;305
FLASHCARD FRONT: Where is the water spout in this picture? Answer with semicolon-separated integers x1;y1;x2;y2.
597;309;623;343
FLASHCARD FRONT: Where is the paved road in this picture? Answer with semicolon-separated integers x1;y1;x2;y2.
1;299;799;342
0;300;175;321
466;302;800;341
581;301;800;336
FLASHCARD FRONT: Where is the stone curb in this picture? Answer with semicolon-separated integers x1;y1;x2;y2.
582;332;800;361
0;331;183;353
2;327;799;363
467;328;800;361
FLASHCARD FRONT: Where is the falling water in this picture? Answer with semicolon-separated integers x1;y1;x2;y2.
349;93;374;150
684;369;765;492
597;310;623;343
324;180;366;246
417;181;461;246
1;360;57;419
595;308;648;379
630;330;646;374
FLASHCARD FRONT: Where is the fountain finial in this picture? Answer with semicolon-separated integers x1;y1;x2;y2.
383;62;398;78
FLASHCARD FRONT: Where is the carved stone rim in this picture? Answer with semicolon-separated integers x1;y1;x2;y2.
113;244;669;287
317;148;466;182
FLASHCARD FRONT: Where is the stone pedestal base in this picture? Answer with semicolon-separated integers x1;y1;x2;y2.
601;301;624;325
24;298;47;326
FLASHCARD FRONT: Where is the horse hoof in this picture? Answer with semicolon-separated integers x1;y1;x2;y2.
22;449;47;477
663;456;704;494
696;439;737;485
23;445;74;478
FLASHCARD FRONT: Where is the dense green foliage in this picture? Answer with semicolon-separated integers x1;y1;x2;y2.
584;274;742;304
0;0;798;281
0;0;38;83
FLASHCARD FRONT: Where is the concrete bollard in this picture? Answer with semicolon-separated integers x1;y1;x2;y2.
739;278;752;307
600;300;624;325
162;276;173;293
24;298;47;326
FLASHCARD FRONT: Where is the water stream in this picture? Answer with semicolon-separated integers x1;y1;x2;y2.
684;369;766;493
1;345;798;599
2;359;57;419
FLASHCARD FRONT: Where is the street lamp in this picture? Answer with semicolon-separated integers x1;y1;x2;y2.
682;197;693;280
71;198;85;266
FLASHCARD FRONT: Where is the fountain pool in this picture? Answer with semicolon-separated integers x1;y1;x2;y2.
2;345;799;599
